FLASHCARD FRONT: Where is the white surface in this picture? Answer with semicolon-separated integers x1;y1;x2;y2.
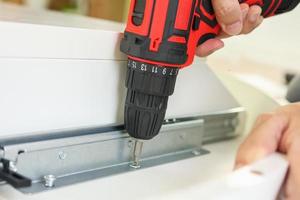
235;74;288;103
0;58;239;137
0;3;124;60
150;153;288;200
0;21;124;60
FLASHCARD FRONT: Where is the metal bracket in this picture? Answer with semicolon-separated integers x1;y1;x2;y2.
0;107;245;194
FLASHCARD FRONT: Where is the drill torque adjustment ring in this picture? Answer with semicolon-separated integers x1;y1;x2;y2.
124;58;179;140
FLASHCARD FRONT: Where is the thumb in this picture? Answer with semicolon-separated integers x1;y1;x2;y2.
235;115;288;168
212;0;243;35
284;136;300;199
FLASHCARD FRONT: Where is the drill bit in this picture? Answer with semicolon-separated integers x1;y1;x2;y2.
130;139;143;169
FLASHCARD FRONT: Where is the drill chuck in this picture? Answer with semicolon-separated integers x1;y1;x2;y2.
125;58;178;140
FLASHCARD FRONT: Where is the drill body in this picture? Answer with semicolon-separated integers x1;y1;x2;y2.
121;0;299;141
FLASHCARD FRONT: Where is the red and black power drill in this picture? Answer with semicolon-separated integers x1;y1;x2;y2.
120;0;299;167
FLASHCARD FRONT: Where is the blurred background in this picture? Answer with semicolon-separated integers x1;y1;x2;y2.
0;0;130;22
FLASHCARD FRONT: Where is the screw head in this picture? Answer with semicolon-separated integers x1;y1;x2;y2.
192;150;201;156
179;133;186;140
58;151;67;160
9;161;18;172
129;162;141;169
43;175;56;188
127;140;133;148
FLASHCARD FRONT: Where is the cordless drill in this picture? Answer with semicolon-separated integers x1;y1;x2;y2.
120;0;299;167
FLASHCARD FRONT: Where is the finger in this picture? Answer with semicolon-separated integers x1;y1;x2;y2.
235;115;288;169
276;103;300;153
217;3;249;39
217;31;230;39
212;0;243;36
195;39;224;57
284;136;300;199
252;113;274;130
242;5;263;34
241;3;250;20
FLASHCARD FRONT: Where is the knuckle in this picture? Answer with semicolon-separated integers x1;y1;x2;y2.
255;113;273;123
275;103;300;115
269;114;288;129
251;5;263;12
215;2;236;18
242;22;260;35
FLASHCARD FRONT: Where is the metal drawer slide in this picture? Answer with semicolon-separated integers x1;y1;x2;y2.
0;107;245;194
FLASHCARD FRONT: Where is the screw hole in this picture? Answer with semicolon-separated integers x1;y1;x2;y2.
18;150;26;155
251;169;264;176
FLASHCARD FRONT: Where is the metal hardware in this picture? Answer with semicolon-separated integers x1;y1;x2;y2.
43;175;56;188
58;151;67;160
0;107;245;194
130;140;143;169
192;150;201;156
0;158;31;188
8;161;17;173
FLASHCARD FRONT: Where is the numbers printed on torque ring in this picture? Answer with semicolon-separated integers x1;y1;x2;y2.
128;59;179;76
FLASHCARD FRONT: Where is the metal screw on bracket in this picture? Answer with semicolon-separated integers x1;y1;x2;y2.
43;175;56;188
192;150;201;156
58;151;67;160
127;140;133;148
179;133;186;140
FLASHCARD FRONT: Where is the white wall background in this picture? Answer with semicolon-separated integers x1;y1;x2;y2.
208;5;300;71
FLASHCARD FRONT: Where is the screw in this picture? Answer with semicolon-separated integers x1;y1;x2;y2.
179;133;185;140
58;151;67;160
251;170;264;176
130;162;141;169
192;150;201;156
9;161;17;172
43;175;56;188
128;140;133;148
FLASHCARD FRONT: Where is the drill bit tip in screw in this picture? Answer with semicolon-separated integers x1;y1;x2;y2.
130;139;143;169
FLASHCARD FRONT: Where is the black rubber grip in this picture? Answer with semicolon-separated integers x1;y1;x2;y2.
125;59;178;140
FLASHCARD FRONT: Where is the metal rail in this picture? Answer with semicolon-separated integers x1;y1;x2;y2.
0;107;245;193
